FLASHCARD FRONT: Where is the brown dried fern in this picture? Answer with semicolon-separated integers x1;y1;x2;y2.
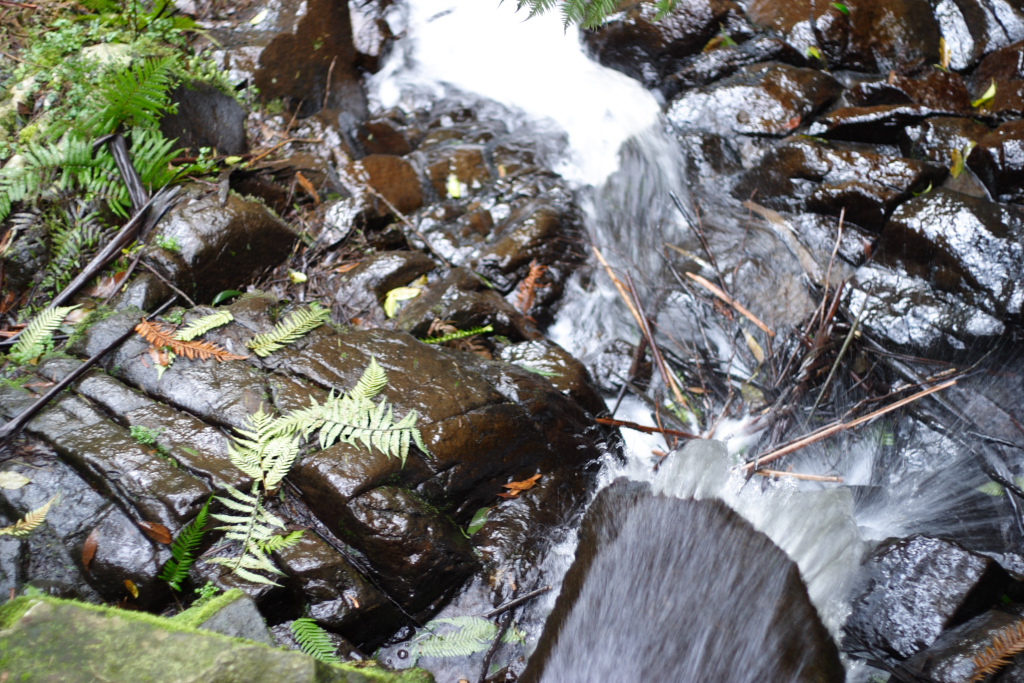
135;319;248;362
971;620;1024;682
515;259;548;315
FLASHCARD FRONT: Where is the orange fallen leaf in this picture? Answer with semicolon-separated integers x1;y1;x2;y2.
786;115;802;130
333;261;363;274
82;528;100;571
500;473;542;497
124;579;139;599
138;521;172;544
295;171;321;205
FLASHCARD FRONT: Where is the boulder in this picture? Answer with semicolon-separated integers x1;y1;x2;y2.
933;0;1024;71
160;81;248;156
520;479;844;682
967;120;1024;203
904;607;1024;683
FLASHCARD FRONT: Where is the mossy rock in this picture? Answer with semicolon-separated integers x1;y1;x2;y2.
0;592;433;683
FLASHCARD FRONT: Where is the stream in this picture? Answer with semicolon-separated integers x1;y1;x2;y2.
368;1;1024;681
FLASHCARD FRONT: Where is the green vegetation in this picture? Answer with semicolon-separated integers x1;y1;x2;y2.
246;303;332;357
7;305;79;364
408;616;525;661
158;497;211;591
291;618;342;665
519;0;676;28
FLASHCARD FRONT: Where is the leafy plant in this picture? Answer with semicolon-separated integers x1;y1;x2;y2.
135;318;249;362
291;618;342;665
408;616;525;660
208;358;428;584
421;324;494;345
173;310;234;342
246;303;331;357
0;495;57;538
519;0;676;28
81;56;174;136
9;305;80;364
258;529;304;554
159;497;211;591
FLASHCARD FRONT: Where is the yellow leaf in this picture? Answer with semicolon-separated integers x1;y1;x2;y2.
950;148;964;178
744;329;765;364
288;269;308;284
973;79;997;109
383;287;421;318
940;37;950;70
124;579;139;599
223;156;244;166
446;173;463;199
0;471;30;489
249;9;268;25
806;46;823;60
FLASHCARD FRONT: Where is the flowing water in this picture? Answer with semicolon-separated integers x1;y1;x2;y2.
368;2;1021;680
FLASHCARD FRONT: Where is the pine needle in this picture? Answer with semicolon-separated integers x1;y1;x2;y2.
971;620;1024;682
136;318;249;362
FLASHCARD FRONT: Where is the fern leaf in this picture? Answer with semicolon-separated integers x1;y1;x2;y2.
410;616;524;660
173;311;234;341
136;318;249;362
258;529;304;554
207;483;285;585
84;57;175;136
245;303;331;357
421;325;494;345
291;618;342;664
128;128;181;191
350;356;388;401
9;305;80;364
0;495;57;538
971;620;1024;682
158;497;211;591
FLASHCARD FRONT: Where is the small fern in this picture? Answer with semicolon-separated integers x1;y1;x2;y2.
291;618;342;665
173;310;234;342
409;616;525;660
0;495;57;538
9;305;80;364
207;483;287;586
159;497;211;591
421;325;494;345
227;406;301;491
246;303;331;357
258;529;304;554
82;56;175;136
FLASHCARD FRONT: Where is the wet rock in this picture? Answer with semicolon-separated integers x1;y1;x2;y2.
904;607;1024;683
882;189;1024;318
497;339;608;418
746;0;940;74
347;154;424;216
160;81;248;156
358;117;413;156
144;185;297;302
789;212;873;267
844;70;972;113
806;104;941;144
662;36;807;98
843;535;1018;659
667;63;841;137
734;137;946;230
331;250;436;323
966;120;1024;203
350;0;397;74
934;0;1024;71
194;591;275;645
847;261;1005;351
0;594;427;682
581;0;739;88
253;0;367;120
521;477;844;682
422;145;491;200
900;116;990;165
968;39;1024;115
274;532;404;646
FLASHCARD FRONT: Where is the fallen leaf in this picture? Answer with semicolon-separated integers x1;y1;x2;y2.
295;171;321;205
383;286;421;318
501;473;542;497
83;270;128;298
0;471;31;489
744;329;765;364
124;579;139;599
333;261;362;274
786;115;802;130
82;528;100;571
446;173;463;198
288;269;308;284
249;8;268;24
973;79;997;109
138;521;172;544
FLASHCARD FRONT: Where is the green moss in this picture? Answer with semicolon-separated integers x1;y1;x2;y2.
0;596;34;630
169;587;244;628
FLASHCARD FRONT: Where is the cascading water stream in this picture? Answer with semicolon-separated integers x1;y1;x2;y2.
368;2;1021;680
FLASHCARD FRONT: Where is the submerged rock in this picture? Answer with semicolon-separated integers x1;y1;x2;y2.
521;477;844;683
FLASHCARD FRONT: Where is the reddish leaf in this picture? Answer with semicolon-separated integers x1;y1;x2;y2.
82;528;100;571
786;115;802;130
138;521;172;544
500;473;542;497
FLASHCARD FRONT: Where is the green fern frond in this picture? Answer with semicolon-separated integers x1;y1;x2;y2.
318;392;428;465
83;57;175;136
421;325;494;345
0;495;57;538
350;357;388;401
207;483;286;585
9;305;80;364
258;529;304;554
159;497;211;591
410;616;525;660
128;128;182;191
291;618;342;665
174;311;234;341
246;303;331;357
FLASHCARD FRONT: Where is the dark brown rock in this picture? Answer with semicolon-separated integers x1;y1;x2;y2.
331;250;437;323
423;145;491;200
358;118;412;156
967;120;1024;203
661;36;808;98
943;2;1024;72
900;116;991;165
348;154;424;216
843;535;1018;659
904;607;1024;682
521;475;845;682
667;63;841;136
806;104;942;144
159;81;248;156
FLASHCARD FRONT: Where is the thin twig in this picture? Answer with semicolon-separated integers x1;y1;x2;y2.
807;284;867;420
754;469;844;483
591;245;643;329
625;271;688;410
482;586;552;618
322;55;337;110
687;271;775;338
741;379;957;472
248;138;324;165
478;611;511;683
596;417;699;440
138;261;197;308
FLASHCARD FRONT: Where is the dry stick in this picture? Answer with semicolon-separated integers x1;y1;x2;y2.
741;379;957;473
669;192;723;286
624;270;689;411
591;245;644;330
754;470;844;483
807;287;868;420
247;137;324;165
322;55;337;110
478;611;512;683
686;272;775;338
138;261;197;308
482;586;552;619
596;417;699;440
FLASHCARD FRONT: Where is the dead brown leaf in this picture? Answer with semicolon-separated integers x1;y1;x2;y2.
82;528;99;571
138;521;172;544
333;261;362;274
135;319;249;362
83;270;129;298
295;171;321;205
500;473;542;498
